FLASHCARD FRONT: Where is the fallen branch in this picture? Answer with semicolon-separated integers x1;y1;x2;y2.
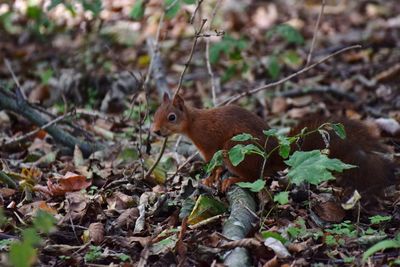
221;44;361;105
222;185;257;267
2;111;73;148
276;86;357;102
0;89;103;157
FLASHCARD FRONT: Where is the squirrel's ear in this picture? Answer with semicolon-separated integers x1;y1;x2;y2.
163;92;170;103
173;94;185;111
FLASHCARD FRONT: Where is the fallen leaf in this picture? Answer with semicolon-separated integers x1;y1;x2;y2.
375;118;400;136
47;172;92;196
62;191;89;223
88;222;105;245
106;192;135;210
0;188;16;198
113;208;139;228
264;237;291;258
18;201;57;217
314;200;346;223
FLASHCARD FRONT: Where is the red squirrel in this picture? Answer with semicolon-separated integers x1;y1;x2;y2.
152;94;397;195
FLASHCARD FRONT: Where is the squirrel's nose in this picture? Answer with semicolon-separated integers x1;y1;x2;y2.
154;130;162;136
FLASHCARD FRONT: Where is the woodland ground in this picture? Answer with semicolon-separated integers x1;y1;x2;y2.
0;0;400;266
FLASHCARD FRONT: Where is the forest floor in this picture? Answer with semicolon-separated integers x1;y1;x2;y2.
0;0;400;266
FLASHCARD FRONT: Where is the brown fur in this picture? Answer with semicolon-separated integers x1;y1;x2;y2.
152;95;397;195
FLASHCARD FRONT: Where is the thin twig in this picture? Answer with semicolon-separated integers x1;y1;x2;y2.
3;112;73;147
145;137;168;178
306;0;326;66
4;59;22;90
205;0;223;106
173;19;208;98
221;44;361;105
190;0;204;24
4;58;26;100
168;151;199;181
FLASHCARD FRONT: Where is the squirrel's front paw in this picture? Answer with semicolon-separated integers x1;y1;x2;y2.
221;177;244;192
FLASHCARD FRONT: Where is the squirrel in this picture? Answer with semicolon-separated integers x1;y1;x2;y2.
152;93;397;195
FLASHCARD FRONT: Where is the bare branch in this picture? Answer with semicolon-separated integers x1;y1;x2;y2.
306;0;326;66
221;44;361;106
173;19;208;98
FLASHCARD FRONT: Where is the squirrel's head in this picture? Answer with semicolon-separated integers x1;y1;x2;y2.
152;93;189;137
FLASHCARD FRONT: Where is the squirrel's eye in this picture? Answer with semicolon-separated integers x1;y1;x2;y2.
167;113;177;122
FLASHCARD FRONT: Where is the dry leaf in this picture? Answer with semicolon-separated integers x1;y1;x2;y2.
113;208;139;228
88;222;105;245
314;200;346;222
62;191;89;223
18;200;57;217
47;172;92;196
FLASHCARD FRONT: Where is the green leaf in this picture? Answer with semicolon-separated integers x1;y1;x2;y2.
228;145;246;167
80;0;102;17
263;129;278;137
277;135;291;159
267;56;281;79
118;147;139;162
285;150;356;186
187;195;227;224
27;5;43;20
39;69;53;85
165;0;181;19
362;238;400;262
236;179;266;192
231;133;256;142
369;215;392;224
228;144;264;167
332;123;346;140
84;245;102;263
275;24;304;45
281;50;303;69
130;0;145;20
261;231;287;244
118;253;131;262
9;241;37;267
205;150;223;174
209;36;248;64
274;191;289;205
182;0;196;3
22;228;41;247
33;210;56;234
151;235;177;254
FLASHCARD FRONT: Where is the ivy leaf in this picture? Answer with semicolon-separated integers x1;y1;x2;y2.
165;0;181;19
274;191;289;205
228;144;264;167
205;150;223;174
130;0;145;20
267;56;281;79
285;150;356;186
236;179;266;192
275;24;304;45
332;123;346;139
231;133;257;142
182;0;196;4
